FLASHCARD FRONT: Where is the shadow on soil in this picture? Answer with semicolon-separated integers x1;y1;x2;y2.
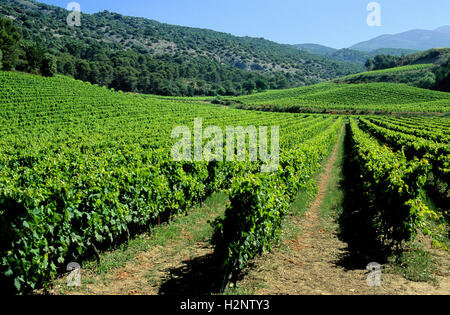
335;122;392;271
158;253;223;295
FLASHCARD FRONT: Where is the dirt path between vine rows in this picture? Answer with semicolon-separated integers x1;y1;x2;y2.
234;127;450;295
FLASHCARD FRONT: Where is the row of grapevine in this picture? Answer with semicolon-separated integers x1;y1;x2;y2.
347;118;433;247
381;117;450;135
211;118;344;286
368;117;450;143
355;116;449;249
358;118;450;193
402;116;450;128
0;145;217;292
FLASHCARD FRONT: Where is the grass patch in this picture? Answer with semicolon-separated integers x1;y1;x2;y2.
421;195;450;250
387;243;438;285
290;185;317;217
226;282;264;295
280;185;317;242
319;124;346;232
383;194;448;286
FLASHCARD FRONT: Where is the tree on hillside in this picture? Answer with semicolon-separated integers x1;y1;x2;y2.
112;66;138;92
433;57;450;92
417;72;436;89
75;60;91;82
96;63;114;87
255;78;268;92
20;42;46;73
365;58;373;71
243;80;256;94
372;55;400;70
275;76;289;89
0;18;24;70
0;49;2;70
41;53;57;77
60;57;76;77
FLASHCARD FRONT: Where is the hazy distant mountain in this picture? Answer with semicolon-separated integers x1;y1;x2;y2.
435;25;450;35
350;26;450;52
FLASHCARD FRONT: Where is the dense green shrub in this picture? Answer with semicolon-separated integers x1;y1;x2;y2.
348;119;434;247
41;53;57;77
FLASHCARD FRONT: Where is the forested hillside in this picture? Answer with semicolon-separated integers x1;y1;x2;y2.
0;0;362;96
335;48;450;91
293;44;417;65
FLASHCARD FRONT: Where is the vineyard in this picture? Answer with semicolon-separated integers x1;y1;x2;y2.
344;117;448;252
231;82;450;113
0;71;343;292
334;64;435;80
0;70;449;294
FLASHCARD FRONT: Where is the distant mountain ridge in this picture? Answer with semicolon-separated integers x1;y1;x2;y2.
350;26;450;52
294;26;449;65
435;26;450;35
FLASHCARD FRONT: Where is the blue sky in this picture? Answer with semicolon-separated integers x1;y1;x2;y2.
40;0;450;48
